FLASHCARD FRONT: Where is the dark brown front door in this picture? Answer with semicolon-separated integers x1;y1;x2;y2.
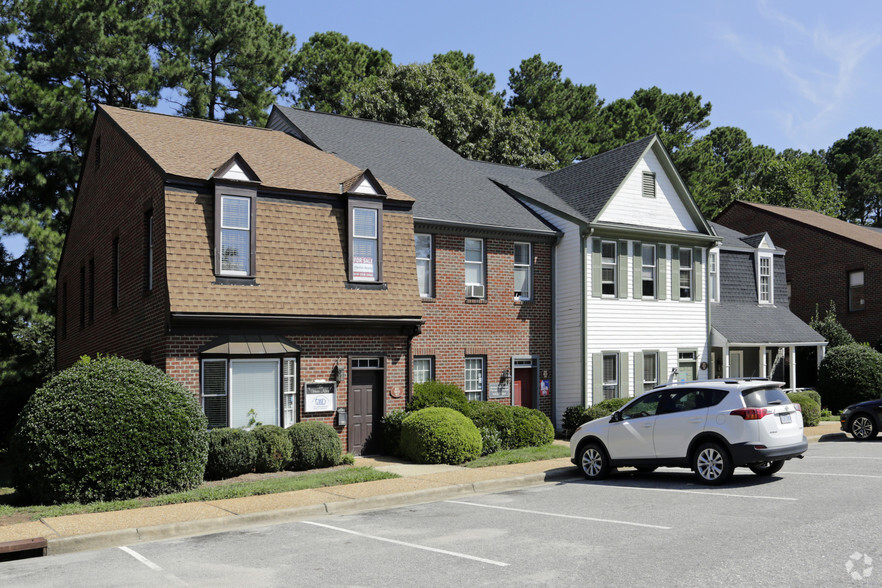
514;368;534;409
349;369;383;455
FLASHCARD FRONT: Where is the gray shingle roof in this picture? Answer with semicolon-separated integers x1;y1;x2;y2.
270;105;557;235
712;304;825;344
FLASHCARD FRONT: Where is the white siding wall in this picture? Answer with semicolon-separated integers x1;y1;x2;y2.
585;241;709;402
598;149;699;232
522;203;584;426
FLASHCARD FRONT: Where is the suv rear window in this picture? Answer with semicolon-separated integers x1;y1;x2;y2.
742;386;790;408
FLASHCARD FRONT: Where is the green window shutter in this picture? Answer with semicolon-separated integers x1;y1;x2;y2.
659;351;668;383
632;241;642;300
634;352;644;393
657;244;666;300
591;239;602;298
693;247;703;302
617;240;628;299
592;353;603;405
620;352;629;398
671;246;680;301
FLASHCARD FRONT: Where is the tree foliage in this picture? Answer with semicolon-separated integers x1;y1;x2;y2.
431;50;496;97
825;127;882;225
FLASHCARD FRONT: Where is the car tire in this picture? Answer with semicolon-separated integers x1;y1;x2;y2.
693;442;733;485
635;466;657;473
748;460;785;476
578;442;610;480
850;415;878;441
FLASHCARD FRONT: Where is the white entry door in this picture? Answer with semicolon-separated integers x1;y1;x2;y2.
729;351;743;378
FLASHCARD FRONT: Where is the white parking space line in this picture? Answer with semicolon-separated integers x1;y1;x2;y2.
446;500;672;530
786;471;882;479
301;521;509;567
119;546;187;586
804;456;882;460
589;485;798;501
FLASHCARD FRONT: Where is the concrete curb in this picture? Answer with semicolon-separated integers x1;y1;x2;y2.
46;468;580;556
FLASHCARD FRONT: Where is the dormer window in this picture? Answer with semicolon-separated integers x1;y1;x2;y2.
758;254;773;304
351;206;379;282
219;194;253;276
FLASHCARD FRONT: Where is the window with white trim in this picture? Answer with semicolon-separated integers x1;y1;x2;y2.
601;241;616;296
465;238;484;292
514;242;532;301
282;358;297;428
708;251;719;302
849;270;865;311
642;244;656;298
352;207;379;282
678;351;697;382
679;248;692;300
758;254;772;304
415;233;432;297
201;358;283;428
220;196;252;275
413;356;433;384
643;352;658;392
602;353;618;399
464;357;484;401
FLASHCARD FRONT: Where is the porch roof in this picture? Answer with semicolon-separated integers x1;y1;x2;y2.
198;335;301;356
711;303;826;346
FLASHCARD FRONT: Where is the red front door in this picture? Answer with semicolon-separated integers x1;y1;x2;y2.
514;368;534;409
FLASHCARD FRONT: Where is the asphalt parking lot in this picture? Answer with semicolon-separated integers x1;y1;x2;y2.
2;436;881;587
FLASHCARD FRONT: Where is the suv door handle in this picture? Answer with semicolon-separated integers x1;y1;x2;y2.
689;418;703;424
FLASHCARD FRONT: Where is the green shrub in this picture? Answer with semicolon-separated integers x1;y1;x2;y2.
379;409;407;456
399;407;482;464
9;356;208;504
478;426;502;456
798;389;822;408
562;405;589;437
584;397;631;422
205;428;258;480
251;425;294;473
787;392;821;427
817;343;882;412
810;303;855;349
287;421;342;470
407;381;469;414
466;402;553;449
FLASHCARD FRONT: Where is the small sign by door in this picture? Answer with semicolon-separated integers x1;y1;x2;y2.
304;382;336;412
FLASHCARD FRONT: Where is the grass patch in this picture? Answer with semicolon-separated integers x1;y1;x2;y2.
820;415;840;422
0;467;397;523
464;444;570;468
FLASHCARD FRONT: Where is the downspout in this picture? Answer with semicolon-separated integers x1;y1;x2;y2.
550;233;561;430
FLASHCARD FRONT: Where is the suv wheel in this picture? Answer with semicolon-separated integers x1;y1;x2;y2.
578;442;610;480
693;442;733;485
748;460;784;476
850;415;878;441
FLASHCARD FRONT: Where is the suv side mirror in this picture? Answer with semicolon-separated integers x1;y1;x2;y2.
609;411;621;423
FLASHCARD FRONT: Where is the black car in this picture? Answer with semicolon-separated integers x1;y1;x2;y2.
840;399;882;440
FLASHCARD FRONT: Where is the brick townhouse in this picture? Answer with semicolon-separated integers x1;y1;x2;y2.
56;106;423;454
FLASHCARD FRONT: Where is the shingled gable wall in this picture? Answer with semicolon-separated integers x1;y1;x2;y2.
412;232;554;418
56;112;169;371
717;203;882;344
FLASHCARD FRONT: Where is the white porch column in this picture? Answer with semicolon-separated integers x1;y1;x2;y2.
759;345;767;379
723;343;730;378
818;344;826;367
789;346;797;392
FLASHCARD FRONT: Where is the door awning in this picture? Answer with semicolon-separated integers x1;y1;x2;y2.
198;335;300;356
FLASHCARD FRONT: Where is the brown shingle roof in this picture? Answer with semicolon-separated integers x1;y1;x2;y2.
731;201;882;251
100;106;412;202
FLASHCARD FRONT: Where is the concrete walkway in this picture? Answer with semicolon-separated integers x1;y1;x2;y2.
0;423;843;557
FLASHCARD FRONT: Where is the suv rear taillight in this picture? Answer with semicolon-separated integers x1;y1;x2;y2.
793;403;801;412
731;408;770;420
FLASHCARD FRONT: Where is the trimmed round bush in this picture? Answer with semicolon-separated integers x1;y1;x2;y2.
478;426;501;456
407;381;469;414
466;402;554;449
380;409;407;456
252;425;294;473
9;356;208;504
787;392;821;427
205;428;259;480
818;343;882;412
399;407;482;464
287;421;342;470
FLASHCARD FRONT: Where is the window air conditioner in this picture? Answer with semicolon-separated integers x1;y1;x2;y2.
466;284;485;298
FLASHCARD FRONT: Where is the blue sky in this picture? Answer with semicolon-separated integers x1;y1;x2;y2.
3;0;881;257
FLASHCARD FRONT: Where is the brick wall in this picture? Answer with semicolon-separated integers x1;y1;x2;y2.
717;203;882;344
56;113;169;370
413;233;554;418
165;331;409;452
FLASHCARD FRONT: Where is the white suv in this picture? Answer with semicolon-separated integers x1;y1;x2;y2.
570;380;807;485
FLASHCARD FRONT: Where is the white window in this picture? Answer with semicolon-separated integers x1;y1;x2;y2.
415;234;432;297
602;354;618;399
642;171;656;198
642;244;656;298
220;196;251;275
679;248;692;300
601;241;616;296
201;358;281;428
643;352;658;392
352;207;379;282
849;270;865;312
678;351;697;382
709;251;719;302
465;238;484;288
758;255;772;304
282;358;297;428
413;356;433;384
514;242;532;301
464;357;484;401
